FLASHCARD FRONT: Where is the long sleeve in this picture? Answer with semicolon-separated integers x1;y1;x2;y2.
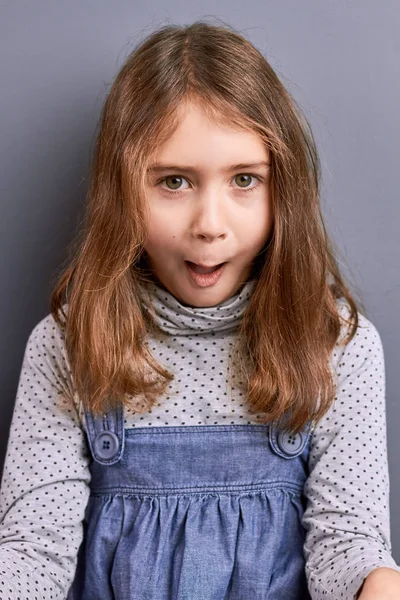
303;305;400;599
0;313;91;599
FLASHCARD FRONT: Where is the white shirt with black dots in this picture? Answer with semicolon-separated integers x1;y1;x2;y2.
0;281;399;599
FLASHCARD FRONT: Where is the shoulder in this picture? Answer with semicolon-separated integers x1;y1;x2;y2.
335;297;381;339
332;298;384;380
24;304;69;362
22;303;77;404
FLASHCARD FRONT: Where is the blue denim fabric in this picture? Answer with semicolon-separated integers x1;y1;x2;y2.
67;406;313;600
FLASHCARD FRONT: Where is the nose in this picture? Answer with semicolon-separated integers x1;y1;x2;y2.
190;188;228;241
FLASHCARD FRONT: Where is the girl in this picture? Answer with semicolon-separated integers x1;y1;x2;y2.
0;20;399;600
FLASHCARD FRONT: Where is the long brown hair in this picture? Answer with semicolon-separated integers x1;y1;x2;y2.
50;20;364;433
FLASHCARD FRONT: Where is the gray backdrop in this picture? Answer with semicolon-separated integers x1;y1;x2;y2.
1;0;399;559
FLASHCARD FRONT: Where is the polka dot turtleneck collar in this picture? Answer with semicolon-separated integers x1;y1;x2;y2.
142;279;257;336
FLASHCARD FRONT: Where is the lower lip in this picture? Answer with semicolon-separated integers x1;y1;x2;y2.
185;262;227;287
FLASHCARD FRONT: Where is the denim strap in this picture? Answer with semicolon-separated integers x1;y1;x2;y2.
84;402;125;465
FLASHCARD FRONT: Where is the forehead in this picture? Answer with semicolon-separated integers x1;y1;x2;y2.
150;101;269;168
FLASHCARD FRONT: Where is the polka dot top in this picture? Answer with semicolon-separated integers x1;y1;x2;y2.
0;278;399;599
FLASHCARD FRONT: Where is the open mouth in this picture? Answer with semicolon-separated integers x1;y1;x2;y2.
184;261;228;287
185;261;226;274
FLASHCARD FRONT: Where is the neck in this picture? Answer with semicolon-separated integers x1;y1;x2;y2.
141;279;257;336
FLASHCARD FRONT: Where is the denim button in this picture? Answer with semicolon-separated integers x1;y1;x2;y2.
93;431;120;460
277;430;304;456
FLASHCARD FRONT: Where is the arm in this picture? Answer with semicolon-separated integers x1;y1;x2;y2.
302;306;400;600
0;313;91;599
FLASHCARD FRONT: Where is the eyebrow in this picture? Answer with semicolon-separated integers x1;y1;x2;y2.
146;161;271;174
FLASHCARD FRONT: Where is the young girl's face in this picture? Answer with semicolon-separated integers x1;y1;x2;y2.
144;101;273;307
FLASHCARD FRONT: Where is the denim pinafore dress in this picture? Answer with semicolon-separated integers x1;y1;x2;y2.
66;403;313;600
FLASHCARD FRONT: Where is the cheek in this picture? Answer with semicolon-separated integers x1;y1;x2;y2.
240;208;273;247
145;219;179;256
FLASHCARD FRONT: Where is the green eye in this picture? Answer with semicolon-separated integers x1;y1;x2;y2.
157;173;262;196
164;175;185;190
235;174;253;188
